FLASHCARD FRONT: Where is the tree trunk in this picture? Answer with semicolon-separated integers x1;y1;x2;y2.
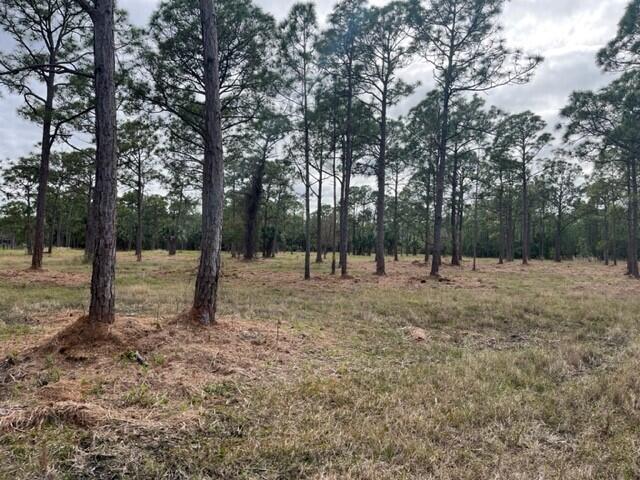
340;58;355;278
457;178;464;264
498;180;505;264
192;0;225;325
135;171;143;262
423;216;430;264
450;149;460;266
539;205;545;260
604;203;610;266
303;91;311;280
315;155;323;264
554;207;562;263
431;88;451;277
506;196;514;262
630;157;639;277
472;167;479;271
87;0;118;326
393;168;399;262
521;161;529;265
47;218;54;254
375;94;387;275
331;142;338;275
47;188;60;255
31;66;56;270
244;154;266;260
612;207;617;266
26;199;33;255
169;191;182;256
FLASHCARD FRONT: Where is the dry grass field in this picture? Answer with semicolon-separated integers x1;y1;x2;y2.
1;249;640;479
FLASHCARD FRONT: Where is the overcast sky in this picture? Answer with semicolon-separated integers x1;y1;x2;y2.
0;0;629;162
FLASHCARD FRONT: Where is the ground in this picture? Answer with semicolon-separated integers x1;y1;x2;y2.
1;249;639;479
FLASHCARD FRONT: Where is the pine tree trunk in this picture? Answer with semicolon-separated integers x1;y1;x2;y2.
521;161;529;265
450;150;460;266
393;169;399;262
612;207;617;266
498;181;505;264
169;191;181;256
539;205;545;260
431;88;450;277
629;157;639;277
31;67;56;270
315;157;323;264
375;95;387;275
506;196;514;262
472;168;479;271
192;0;225;325
554;207;562;263
25;194;33;256
331;142;337;275
136;172;143;262
244;154;266;260
604;204;610;266
340;64;354;278
87;0;118;326
303;76;311;280
457;181;464;263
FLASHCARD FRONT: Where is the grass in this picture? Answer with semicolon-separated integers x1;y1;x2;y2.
1;248;640;478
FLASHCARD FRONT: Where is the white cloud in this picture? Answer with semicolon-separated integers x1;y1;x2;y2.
0;0;631;161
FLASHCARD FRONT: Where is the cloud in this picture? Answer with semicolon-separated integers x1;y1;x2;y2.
0;0;631;162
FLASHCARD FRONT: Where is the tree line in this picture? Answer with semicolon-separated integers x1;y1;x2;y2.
1;0;640;329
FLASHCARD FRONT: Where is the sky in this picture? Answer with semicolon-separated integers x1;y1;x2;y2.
0;0;630;162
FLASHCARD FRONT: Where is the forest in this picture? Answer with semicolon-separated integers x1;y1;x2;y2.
1;0;640;478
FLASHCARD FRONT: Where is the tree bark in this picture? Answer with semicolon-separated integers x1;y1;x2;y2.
375;94;387;275
506;195;514;262
315;153;323;263
521;159;529;265
604;203;610;266
498;178;504;264
430;87;450;277
472;166;479;271
629;157;639;277
450;148;460;266
86;0;118;326
135;163;143;262
303;71;311;280
554;206;562;263
192;0;225;325
339;64;354;278
457;176;464;263
31;64;56;270
244;152;266;260
25;193;33;255
169;190;182;256
393;168;399;262
331;138;338;275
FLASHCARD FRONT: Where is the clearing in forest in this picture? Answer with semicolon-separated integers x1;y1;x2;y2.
1;249;640;479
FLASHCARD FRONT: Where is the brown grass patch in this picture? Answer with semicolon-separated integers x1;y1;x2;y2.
0;401;104;432
2;311;313;433
0;268;88;287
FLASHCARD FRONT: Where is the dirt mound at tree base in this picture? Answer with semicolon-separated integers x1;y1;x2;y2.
1;312;312;433
41;316;125;356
